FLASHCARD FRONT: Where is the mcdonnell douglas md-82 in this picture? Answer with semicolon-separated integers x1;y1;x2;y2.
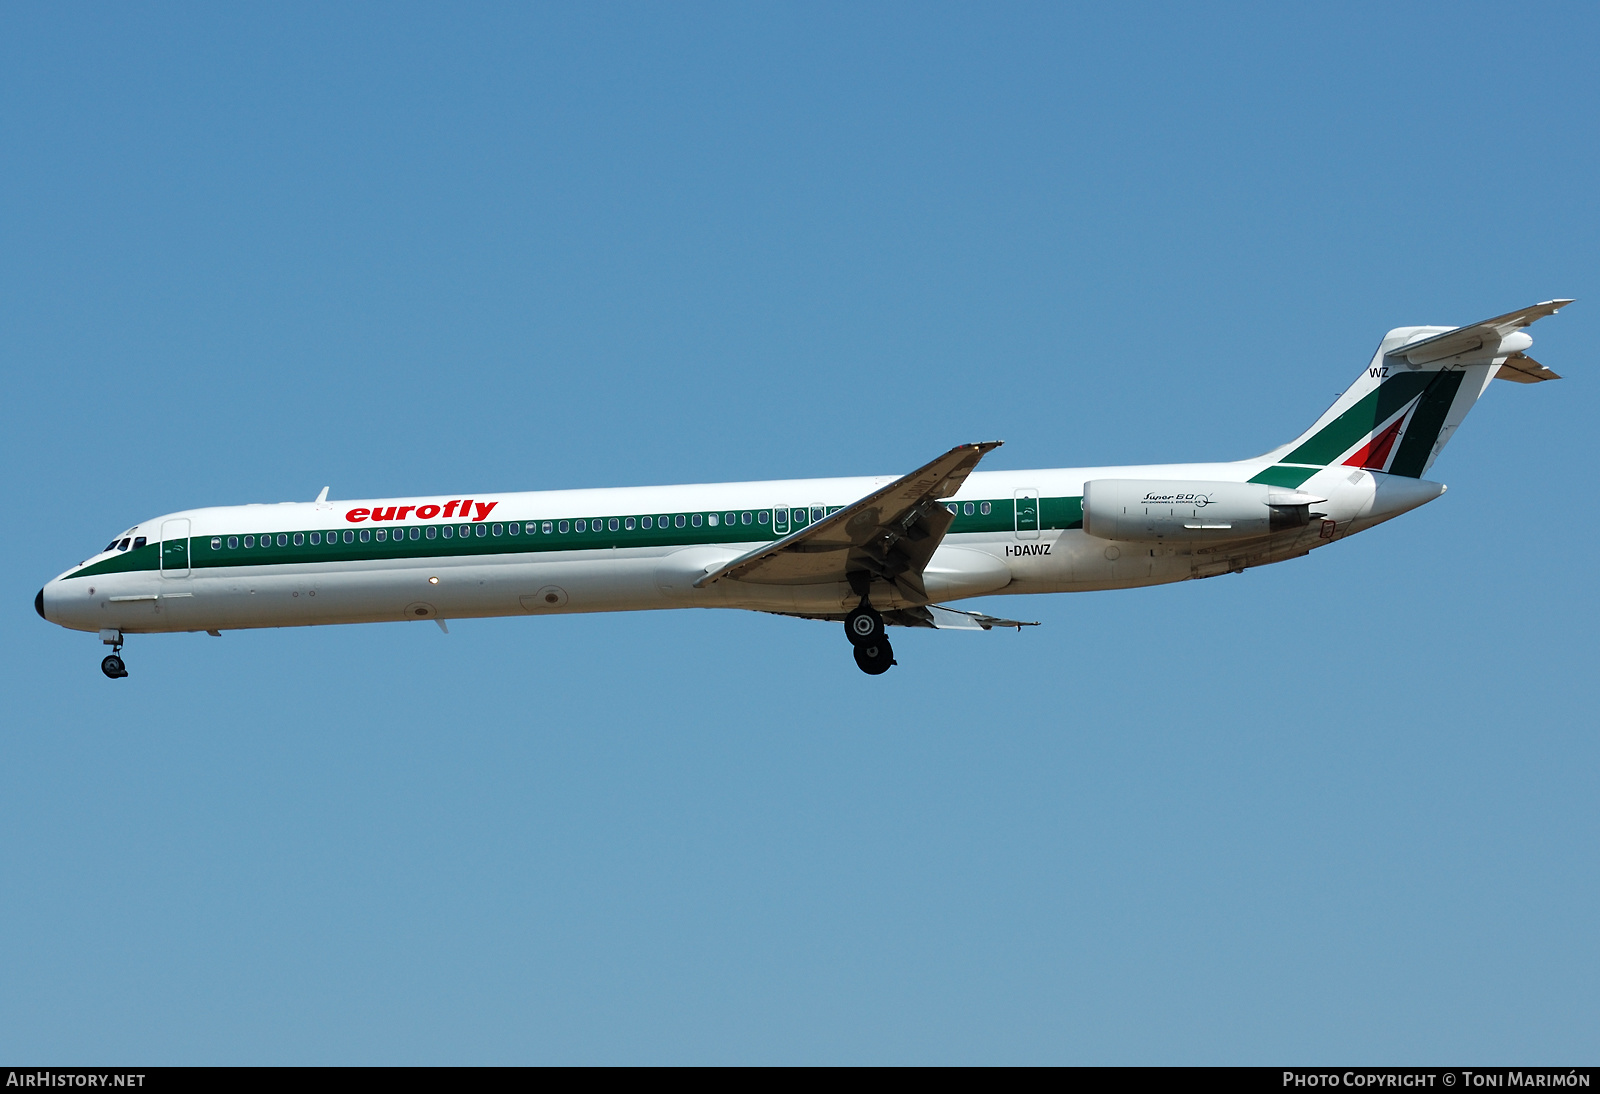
37;300;1571;678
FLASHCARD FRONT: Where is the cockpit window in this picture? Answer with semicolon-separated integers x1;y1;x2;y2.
117;538;130;552
132;536;146;549
105;539;121;552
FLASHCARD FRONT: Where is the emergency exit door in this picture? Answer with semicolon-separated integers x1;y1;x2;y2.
1014;489;1040;540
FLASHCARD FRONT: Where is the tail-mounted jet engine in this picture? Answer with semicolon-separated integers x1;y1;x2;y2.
1081;479;1325;543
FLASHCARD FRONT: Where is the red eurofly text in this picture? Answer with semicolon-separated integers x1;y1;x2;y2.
345;500;499;523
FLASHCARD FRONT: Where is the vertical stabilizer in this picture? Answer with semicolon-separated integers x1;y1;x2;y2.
1248;300;1571;489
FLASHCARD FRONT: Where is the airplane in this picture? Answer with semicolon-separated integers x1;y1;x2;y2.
36;300;1571;679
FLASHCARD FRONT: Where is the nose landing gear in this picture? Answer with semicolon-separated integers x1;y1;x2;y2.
844;600;895;675
99;629;129;679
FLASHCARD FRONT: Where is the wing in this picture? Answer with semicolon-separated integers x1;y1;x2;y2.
695;441;1002;599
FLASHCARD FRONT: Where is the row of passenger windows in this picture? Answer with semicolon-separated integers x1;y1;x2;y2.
205;503;1000;552
207;507;849;551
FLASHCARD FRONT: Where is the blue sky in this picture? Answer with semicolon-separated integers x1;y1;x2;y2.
2;2;1596;1063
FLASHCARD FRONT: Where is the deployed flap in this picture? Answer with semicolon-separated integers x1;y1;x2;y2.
925;605;1039;631
1389;299;1572;365
695;441;1002;596
1495;352;1561;384
768;604;1038;631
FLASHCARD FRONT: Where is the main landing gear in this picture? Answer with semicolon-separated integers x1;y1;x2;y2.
844;601;895;676
100;629;129;679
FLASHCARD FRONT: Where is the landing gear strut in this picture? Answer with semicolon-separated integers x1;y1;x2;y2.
844;600;895;675
100;630;128;679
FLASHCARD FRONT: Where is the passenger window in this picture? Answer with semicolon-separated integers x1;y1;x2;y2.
575;519;586;533
360;530;371;542
376;529;387;542
525;523;536;534
492;523;503;535
691;514;703;527
459;525;471;537
426;526;437;539
980;501;992;515
608;517;619;531
293;533;305;546
741;512;752;525
658;515;669;528
228;536;239;549
310;532;320;545
244;536;255;548
757;511;769;524
641;516;652;529
725;512;736;525
409;527;420;540
674;514;686;528
542;522;553;534
276;534;287;546
442;526;454;538
475;524;486;537
507;522;519;535
343;530;354;543
211;537;222;550
708;513;718;526
964;502;975;516
812;507;824;522
559;521;569;533
625;517;636;531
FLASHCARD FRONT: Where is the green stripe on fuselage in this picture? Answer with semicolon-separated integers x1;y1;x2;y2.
66;497;1087;578
1247;465;1321;488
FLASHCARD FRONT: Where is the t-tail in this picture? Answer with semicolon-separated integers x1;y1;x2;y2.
1250;299;1572;490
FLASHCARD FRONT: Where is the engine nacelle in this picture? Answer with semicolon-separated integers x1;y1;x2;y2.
1081;479;1324;543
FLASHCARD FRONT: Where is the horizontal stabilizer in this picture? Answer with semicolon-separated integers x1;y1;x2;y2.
1495;352;1561;384
1388;299;1572;365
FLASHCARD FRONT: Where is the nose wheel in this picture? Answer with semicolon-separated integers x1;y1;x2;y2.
844;600;895;675
100;631;129;679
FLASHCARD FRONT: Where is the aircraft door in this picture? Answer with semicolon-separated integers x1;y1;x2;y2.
161;518;192;577
1014;489;1040;540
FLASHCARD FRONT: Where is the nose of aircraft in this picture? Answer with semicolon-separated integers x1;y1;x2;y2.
35;587;46;620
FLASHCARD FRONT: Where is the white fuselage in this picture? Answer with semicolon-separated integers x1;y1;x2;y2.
39;460;1444;637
